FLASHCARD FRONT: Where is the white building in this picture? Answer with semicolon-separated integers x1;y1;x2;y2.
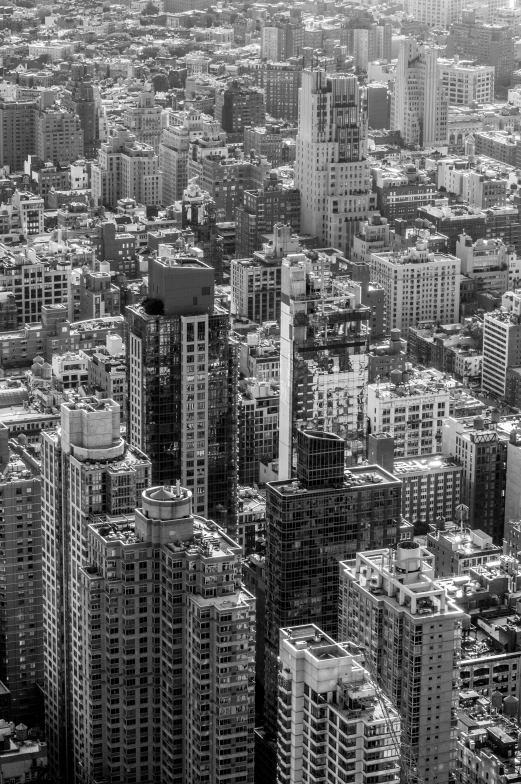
392;39;448;149
407;0;462;28
370;240;461;332
295;69;377;255
439;59;495;105
482;302;521;396
367;370;450;457
276;624;401;784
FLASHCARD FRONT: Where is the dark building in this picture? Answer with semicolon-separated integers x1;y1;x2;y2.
367;83;390;129
215;80;266;137
446;10;514;87
62;69;100;158
263;429;405;735
416;204;487;254
235;172;301;258
260;63;302;125
127;254;238;524
374;165;437;226
0;100;37;173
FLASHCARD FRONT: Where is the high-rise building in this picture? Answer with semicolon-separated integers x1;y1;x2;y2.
295;69;377;254
36;105;84;166
235;172;300;259
376;18;392;61
91;126;161;209
238;378;279;487
278;249;371;479
62;74;101;159
264;429;405;733
392;39;448;149
264;63;302;124
339;543;468;784
442;413;508;542
41;397;152;781
276;624;401;784
127;253;237;523
180;178;221;282
482;302;521;397
42;402;255;784
0;100;37;173
0;434;43;726
215;80;265;137
122;91;162;153
370;241;461;333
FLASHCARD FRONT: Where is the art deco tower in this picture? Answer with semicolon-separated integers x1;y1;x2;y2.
295;69;377;254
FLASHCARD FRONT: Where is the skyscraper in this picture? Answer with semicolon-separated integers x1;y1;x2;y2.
295;69;377;254
127;252;237;523
391;39;448;149
339;543;467;784
264;429;404;734
42;399;255;784
41;397;152;782
278;248;371;480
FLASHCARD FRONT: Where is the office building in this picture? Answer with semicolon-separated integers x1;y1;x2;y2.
243;124;297;168
367;83;390;130
41;397;152;781
442;414;508;542
215;80;265;137
447;11;514;87
504;425;521;525
394;454;463;528
127;253;237;522
392;39;448;149
235;173;300;259
198;153;271;223
439;59;495;105
408;0;462;28
295;69;377;255
278;249;371;480
277;625;400;784
367;370;450;458
0;100;37;173
351;213;391;265
370;241;461;333
339;543;467;784
264;429;405;733
482;305;521;397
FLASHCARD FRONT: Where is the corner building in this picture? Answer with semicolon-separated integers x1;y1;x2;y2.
339;543;468;784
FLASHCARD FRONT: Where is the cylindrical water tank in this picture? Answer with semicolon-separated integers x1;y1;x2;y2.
395;541;422;573
491;690;503;709
390;369;403;385
503;695;518;717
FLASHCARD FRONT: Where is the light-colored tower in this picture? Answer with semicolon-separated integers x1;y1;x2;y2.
339;543;468;784
276;625;401;784
392;39;448;149
295;69;377;254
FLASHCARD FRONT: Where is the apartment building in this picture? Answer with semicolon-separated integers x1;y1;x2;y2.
276;625;400;784
339;543;468;784
394;455;462;528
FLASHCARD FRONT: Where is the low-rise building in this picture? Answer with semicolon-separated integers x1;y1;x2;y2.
427;524;501;576
394;455;463;529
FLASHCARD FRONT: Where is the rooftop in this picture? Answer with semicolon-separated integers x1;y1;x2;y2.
269;464;400;496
